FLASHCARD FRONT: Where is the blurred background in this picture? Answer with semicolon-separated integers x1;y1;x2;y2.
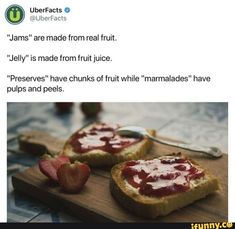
7;102;228;222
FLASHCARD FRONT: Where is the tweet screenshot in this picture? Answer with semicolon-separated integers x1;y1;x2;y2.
1;0;235;226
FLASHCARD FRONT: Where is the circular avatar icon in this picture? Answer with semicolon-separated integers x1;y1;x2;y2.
5;5;25;25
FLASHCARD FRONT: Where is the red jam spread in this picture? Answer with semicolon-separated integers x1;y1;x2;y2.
69;123;142;154
122;157;205;197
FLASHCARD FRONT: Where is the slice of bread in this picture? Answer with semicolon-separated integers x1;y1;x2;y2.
110;155;219;218
63;123;155;166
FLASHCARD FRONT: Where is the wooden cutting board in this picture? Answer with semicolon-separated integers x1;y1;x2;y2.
12;131;228;222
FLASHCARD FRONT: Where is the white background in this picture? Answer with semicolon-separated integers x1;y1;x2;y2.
0;0;235;222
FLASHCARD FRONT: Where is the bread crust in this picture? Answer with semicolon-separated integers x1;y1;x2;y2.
110;157;219;219
63;124;156;166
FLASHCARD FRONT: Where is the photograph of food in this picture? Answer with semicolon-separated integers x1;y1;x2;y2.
7;102;228;222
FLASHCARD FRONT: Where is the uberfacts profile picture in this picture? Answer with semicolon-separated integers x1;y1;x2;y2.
5;4;25;25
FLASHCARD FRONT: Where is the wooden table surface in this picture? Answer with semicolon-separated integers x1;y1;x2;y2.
7;102;228;222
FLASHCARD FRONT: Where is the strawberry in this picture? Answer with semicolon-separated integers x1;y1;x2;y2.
38;154;70;182
55;102;74;113
80;102;102;117
57;162;91;193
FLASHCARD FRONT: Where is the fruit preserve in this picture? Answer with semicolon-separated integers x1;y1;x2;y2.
122;157;205;197
69;123;142;154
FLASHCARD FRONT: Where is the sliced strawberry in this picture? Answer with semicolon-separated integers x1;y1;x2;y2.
57;162;91;193
38;154;70;182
